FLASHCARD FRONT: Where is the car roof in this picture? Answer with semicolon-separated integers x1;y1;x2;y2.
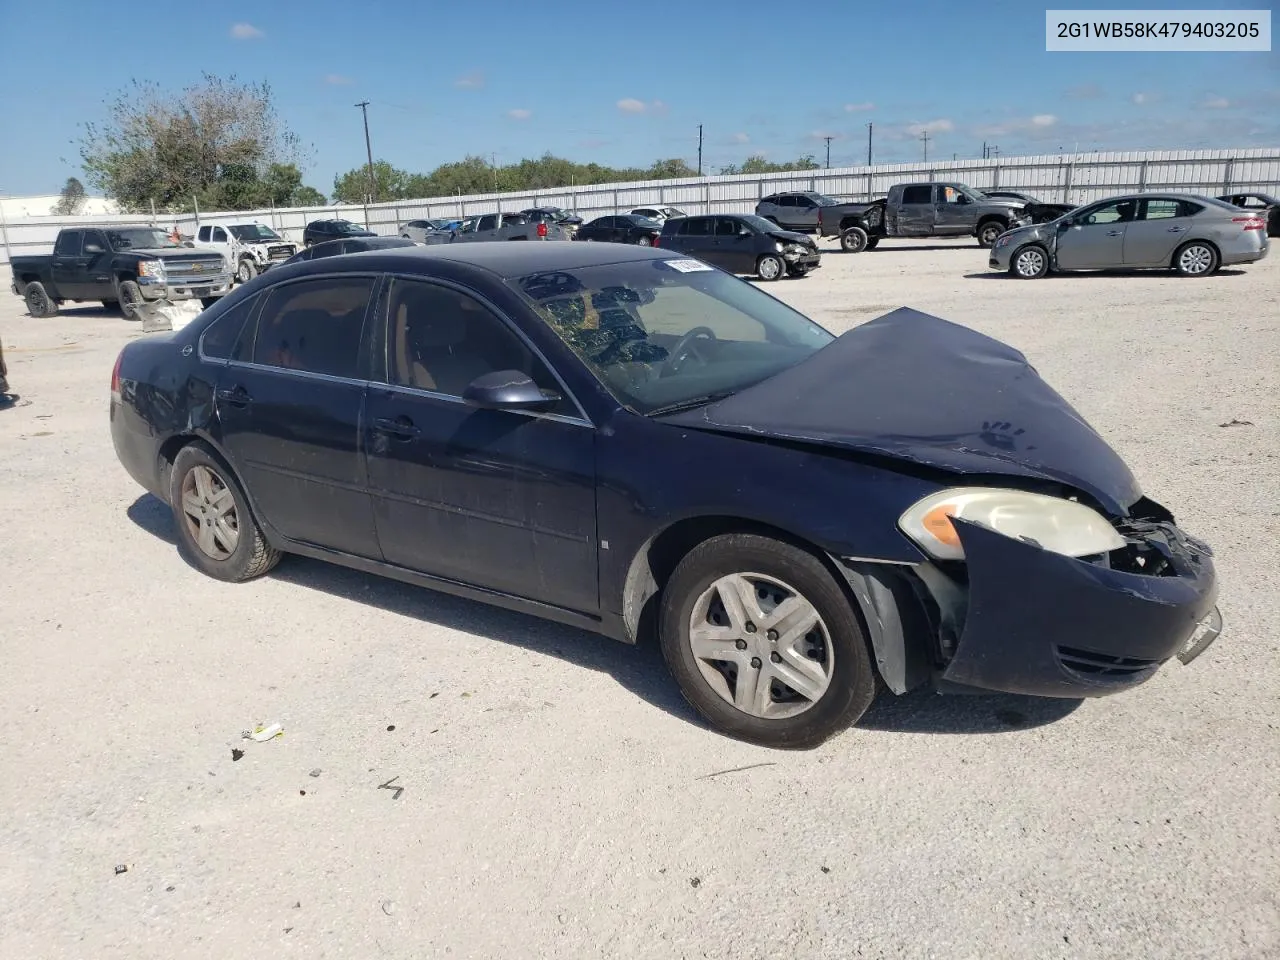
296;239;676;278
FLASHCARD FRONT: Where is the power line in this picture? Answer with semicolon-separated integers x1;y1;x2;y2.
355;101;375;226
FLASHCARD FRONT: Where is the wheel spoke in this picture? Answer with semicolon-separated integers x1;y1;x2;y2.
762;596;819;647
192;467;212;500
733;659;773;714
212;516;238;554
181;492;203;520
773;649;829;702
196;521;218;556
209;486;235;517
718;574;767;630
689;623;743;663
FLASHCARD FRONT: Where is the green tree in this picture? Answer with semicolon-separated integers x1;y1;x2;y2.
718;154;822;175
332;160;414;204
78;74;312;212
53;177;87;215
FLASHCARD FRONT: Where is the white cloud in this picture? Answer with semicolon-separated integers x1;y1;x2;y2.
844;101;875;112
1132;92;1149;105
1031;114;1058;127
325;74;352;86
617;98;647;113
730;132;750;144
1204;96;1230;109
455;72;485;89
907;118;954;135
230;22;263;39
507;108;532;120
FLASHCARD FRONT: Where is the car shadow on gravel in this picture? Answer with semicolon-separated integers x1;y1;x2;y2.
126;494;699;725
964;269;1248;280
127;492;1083;737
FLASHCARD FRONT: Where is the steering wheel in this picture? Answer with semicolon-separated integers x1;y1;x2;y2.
661;326;717;377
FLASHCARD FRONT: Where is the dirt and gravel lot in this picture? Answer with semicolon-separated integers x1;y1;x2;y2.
1;239;1277;960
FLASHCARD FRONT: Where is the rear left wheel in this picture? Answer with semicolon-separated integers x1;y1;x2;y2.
169;443;281;583
24;282;58;318
659;534;877;749
637;235;652;246
840;226;869;253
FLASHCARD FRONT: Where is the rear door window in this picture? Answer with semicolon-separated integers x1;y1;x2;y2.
1141;199;1182;220
901;185;933;204
684;218;714;237
715;218;742;236
477;215;498;231
212;227;228;242
251;276;377;379
54;231;82;256
201;293;258;361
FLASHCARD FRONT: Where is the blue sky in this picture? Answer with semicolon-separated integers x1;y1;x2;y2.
0;0;1276;196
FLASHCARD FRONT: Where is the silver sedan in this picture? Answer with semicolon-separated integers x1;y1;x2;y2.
989;193;1270;278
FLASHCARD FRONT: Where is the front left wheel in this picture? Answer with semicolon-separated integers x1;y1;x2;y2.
1010;244;1050;279
236;259;258;284
659;533;878;749
977;220;1007;248
169;443;281;583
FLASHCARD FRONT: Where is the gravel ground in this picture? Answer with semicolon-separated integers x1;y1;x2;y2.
1;239;1277;960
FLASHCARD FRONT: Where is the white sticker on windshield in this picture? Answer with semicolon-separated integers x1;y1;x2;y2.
662;258;713;273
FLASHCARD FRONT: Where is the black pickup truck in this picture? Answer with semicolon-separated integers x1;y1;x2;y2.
10;225;232;319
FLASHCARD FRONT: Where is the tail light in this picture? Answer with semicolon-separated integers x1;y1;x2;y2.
652;233;661;247
110;350;123;402
537;222;548;238
818;208;824;227
1233;216;1266;231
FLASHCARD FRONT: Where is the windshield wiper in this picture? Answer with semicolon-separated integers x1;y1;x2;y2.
646;391;735;417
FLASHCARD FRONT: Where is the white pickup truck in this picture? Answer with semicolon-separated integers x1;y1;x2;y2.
192;221;298;283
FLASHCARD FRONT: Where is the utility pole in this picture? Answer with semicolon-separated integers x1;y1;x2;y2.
919;130;931;162
866;122;873;166
491;153;498;192
355;101;375;227
823;136;833;169
697;124;703;176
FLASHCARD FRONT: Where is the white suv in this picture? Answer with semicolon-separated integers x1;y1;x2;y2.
193;221;298;283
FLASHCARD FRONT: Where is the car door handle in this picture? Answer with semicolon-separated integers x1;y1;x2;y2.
373;415;420;439
1167;226;1186;233
1106;230;1123;237
216;385;252;406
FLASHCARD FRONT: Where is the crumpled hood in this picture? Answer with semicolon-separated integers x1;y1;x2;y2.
769;229;815;247
997;222;1055;247
664;307;1142;515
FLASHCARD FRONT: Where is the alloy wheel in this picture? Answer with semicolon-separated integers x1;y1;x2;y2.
1178;243;1214;275
1015;248;1046;277
687;572;834;719
180;465;240;560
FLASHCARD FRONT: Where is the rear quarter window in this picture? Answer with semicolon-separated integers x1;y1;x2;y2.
200;293;258;361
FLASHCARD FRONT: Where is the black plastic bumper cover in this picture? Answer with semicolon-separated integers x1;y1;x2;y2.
941;517;1219;697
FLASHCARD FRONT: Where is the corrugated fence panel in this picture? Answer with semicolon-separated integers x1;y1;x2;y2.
4;148;1279;265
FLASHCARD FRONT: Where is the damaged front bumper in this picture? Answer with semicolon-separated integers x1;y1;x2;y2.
842;516;1221;699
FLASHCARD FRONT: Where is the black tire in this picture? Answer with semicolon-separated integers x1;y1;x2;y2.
864;237;880;250
169;442;281;583
976;220;1008;249
1009;244;1050;279
840;226;869;253
116;280;144;321
637;235;652;246
659;533;877;749
756;254;785;281
1172;240;1219;277
236;258;258;284
24;282;58;318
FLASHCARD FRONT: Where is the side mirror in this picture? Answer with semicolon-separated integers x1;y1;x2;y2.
462;370;560;411
739;227;753;236
956;194;970;204
1058;219;1073;231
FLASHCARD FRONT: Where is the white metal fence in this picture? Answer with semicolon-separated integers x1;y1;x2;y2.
3;147;1278;266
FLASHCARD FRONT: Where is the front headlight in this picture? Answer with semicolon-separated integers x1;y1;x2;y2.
995;234;1014;248
137;260;165;278
898;487;1126;561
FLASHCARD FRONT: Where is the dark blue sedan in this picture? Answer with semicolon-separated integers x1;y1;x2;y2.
109;243;1221;747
